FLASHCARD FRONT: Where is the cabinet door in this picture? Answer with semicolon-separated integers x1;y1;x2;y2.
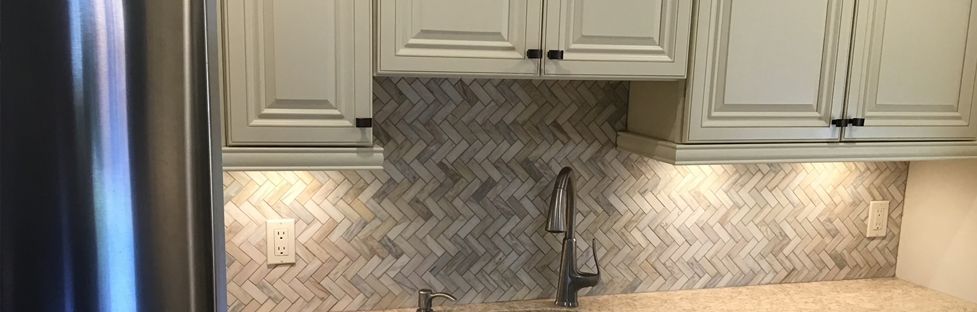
541;0;692;79
222;0;372;146
376;0;543;77
844;0;977;141
686;0;855;143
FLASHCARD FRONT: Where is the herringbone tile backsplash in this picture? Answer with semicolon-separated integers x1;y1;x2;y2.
223;77;908;312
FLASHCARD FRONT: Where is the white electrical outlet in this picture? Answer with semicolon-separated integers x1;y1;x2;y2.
266;219;295;264
866;201;889;238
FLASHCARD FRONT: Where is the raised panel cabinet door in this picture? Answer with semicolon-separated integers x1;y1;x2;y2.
541;0;692;79
844;0;977;141
686;0;855;143
376;0;543;77
222;0;372;146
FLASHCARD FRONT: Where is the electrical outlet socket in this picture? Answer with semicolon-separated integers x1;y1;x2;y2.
266;219;295;264
866;201;889;238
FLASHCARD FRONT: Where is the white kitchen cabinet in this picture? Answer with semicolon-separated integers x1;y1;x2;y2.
683;0;854;142
375;0;544;77
220;0;382;169
375;0;693;79
620;0;977;164
541;0;692;79
844;0;977;141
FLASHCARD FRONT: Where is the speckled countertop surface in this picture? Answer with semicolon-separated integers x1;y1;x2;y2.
367;279;977;312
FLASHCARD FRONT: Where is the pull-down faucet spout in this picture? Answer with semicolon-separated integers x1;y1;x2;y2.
547;167;574;235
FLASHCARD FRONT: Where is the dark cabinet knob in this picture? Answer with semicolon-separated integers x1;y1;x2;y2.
831;118;866;128
547;50;565;60
355;118;372;128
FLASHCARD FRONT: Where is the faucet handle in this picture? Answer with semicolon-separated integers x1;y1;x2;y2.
589;239;601;276
578;239;601;285
417;289;456;312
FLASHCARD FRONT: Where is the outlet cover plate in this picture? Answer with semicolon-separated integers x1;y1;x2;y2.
866;201;889;238
266;219;295;264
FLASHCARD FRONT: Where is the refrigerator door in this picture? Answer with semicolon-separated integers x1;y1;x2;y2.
0;0;226;311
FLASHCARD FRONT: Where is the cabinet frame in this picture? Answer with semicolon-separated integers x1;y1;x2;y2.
684;0;855;143
620;0;977;164
375;0;693;80
843;0;977;141
375;0;544;77
218;0;383;170
540;0;692;79
222;0;374;146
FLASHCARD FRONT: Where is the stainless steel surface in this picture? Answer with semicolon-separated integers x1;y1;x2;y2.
546;168;571;234
204;0;229;309
546;167;601;308
417;289;457;312
1;0;225;311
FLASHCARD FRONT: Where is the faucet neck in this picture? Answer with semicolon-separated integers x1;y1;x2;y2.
547;167;576;235
562;179;574;238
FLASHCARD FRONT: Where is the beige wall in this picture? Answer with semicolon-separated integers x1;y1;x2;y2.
898;159;977;303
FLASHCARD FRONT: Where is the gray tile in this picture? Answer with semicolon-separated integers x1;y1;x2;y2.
224;77;908;312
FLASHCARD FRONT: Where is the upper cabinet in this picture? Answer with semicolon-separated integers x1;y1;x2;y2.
845;0;977;141
683;0;854;143
217;0;977;168
376;0;543;76
220;0;382;169
621;0;977;164
541;0;692;79
375;0;693;79
223;0;372;146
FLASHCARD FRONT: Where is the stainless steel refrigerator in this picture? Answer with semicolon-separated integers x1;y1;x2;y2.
1;0;227;311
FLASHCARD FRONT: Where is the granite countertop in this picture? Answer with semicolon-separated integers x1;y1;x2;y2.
369;279;977;312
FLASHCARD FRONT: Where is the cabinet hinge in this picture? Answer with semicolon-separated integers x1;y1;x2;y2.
527;49;542;59
355;118;373;128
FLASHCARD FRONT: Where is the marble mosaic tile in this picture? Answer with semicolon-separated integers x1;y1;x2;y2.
224;77;907;312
